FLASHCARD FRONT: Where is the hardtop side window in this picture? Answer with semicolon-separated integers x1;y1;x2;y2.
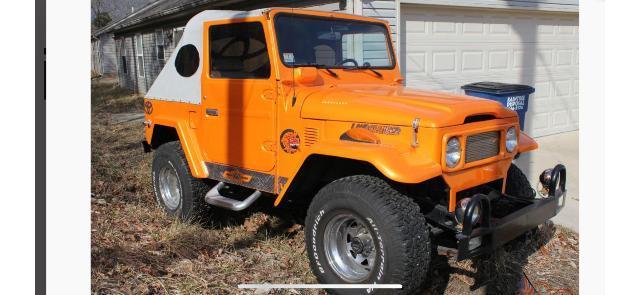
209;22;270;79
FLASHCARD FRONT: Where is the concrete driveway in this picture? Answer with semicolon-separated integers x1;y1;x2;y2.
515;130;579;232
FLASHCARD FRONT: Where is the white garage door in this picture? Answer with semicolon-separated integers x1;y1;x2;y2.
400;5;578;137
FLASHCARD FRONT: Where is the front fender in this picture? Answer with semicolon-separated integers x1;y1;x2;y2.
518;131;538;154
274;140;442;205
309;141;442;183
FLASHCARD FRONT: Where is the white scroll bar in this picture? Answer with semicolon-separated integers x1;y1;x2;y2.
238;284;402;289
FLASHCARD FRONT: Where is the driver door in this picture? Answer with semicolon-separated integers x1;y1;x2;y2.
200;19;277;174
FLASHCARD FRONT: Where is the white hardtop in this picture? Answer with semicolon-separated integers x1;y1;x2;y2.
145;8;365;104
145;9;270;104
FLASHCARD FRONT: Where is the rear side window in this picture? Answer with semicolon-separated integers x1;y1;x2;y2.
209;22;270;79
175;44;199;77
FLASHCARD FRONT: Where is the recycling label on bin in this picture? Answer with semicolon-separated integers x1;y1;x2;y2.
506;95;527;111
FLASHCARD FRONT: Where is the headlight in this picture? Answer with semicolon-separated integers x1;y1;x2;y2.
505;127;517;153
455;198;481;226
445;137;461;168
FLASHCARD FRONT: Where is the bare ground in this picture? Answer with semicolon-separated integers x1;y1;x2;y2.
91;78;578;294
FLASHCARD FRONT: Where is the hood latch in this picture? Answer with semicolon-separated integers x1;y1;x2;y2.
411;118;420;148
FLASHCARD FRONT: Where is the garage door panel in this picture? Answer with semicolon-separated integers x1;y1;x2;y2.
488;50;509;70
432;51;457;73
461;50;484;71
401;5;578;137
462;21;484;34
554;80;573;97
403;46;577;75
403;72;576;87
432;18;457;34
405;52;426;73
555;49;574;66
529;94;578;112
400;11;578;44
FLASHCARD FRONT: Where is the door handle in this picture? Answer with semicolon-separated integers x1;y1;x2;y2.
206;108;219;116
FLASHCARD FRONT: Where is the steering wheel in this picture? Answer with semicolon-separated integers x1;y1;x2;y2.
338;58;359;67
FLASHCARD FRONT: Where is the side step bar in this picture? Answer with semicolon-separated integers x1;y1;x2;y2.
204;182;262;211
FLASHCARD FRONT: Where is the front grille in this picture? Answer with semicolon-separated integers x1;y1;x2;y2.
465;131;500;163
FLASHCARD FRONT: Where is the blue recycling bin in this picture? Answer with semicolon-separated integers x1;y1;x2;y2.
461;82;535;130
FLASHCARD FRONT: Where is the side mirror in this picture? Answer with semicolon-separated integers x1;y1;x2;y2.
294;67;319;84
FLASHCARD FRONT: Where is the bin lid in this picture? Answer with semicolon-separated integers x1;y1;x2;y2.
461;82;535;95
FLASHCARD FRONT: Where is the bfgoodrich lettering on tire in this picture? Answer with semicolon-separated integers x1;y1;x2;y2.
304;175;431;294
152;141;213;222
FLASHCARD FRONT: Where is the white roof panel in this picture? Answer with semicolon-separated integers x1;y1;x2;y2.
145;9;269;104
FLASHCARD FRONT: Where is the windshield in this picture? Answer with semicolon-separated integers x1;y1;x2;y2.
274;14;395;69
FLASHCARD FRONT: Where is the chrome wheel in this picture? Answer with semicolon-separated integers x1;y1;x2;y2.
323;213;377;282
158;163;181;210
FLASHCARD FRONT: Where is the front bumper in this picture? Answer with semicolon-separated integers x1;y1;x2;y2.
455;164;567;260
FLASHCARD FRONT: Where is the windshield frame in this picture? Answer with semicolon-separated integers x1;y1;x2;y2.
272;13;397;70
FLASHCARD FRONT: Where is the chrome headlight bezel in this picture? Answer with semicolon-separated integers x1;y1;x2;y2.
445;137;461;168
505;127;518;153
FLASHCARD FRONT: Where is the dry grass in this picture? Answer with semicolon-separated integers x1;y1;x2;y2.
91;77;144;114
91;78;578;294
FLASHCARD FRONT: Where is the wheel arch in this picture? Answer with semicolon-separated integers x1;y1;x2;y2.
147;120;208;178
274;142;443;206
276;154;381;206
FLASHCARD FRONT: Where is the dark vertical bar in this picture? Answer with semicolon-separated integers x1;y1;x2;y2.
35;0;46;293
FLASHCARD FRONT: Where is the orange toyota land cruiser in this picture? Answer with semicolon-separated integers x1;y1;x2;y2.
141;8;567;294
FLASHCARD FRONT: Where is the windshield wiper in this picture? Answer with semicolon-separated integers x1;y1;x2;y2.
294;63;338;77
344;63;383;78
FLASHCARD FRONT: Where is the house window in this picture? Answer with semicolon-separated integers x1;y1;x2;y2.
155;29;165;60
173;27;184;47
135;34;145;77
119;40;128;74
209;22;270;79
121;56;127;73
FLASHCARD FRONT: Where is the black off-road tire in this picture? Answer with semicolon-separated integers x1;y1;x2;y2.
505;163;535;200
152;141;213;222
304;175;431;295
504;163;540;242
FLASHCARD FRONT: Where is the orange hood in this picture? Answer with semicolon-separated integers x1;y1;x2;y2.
300;85;517;128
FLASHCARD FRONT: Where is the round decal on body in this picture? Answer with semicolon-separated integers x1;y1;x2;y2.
280;129;301;154
144;101;153;115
